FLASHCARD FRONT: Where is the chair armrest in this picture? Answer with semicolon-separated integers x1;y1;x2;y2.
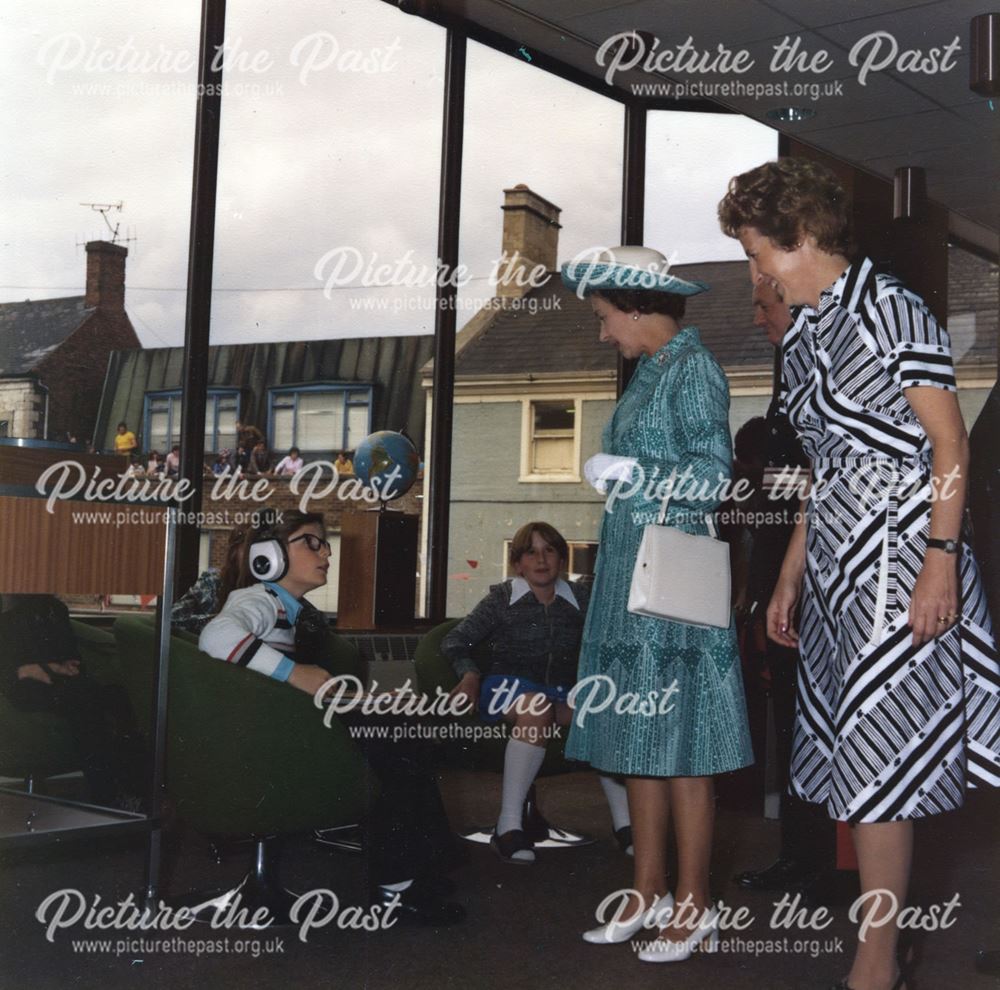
113;615;373;835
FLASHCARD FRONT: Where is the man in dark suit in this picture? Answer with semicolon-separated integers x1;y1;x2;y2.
734;282;837;897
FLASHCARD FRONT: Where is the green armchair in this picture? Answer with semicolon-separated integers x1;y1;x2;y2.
0;620;125;791
112;615;373;920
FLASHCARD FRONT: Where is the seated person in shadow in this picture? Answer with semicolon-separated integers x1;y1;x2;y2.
0;594;142;808
198;510;464;925
441;522;632;864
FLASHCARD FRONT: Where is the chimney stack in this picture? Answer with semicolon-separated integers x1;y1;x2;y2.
85;240;127;311
497;185;561;299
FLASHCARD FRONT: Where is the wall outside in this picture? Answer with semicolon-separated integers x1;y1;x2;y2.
446;396;611;614
0;379;46;438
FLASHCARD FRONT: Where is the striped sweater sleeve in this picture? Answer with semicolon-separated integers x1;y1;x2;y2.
878;290;957;392
199;588;295;682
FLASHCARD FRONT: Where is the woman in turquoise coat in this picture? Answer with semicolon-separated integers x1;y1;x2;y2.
561;247;753;963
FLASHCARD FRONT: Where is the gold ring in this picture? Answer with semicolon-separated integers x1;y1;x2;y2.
937;617;948;624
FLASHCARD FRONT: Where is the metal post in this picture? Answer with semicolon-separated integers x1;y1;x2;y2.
618;101;646;396
175;0;227;595
425;29;466;623
144;0;226;900
144;508;178;903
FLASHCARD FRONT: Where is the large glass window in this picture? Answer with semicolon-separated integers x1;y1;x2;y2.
204;2;445;619
644;111;777;265
441;39;625;616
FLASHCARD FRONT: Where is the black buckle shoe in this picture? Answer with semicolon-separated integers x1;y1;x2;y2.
614;825;634;856
490;829;535;864
522;803;552;844
734;857;814;891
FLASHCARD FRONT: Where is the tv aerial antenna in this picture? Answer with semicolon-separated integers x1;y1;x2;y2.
77;201;136;249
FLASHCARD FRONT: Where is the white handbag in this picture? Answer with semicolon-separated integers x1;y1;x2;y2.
627;475;732;629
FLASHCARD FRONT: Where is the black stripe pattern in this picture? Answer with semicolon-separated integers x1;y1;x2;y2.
782;258;1000;822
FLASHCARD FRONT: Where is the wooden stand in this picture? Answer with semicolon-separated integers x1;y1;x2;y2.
336;508;418;629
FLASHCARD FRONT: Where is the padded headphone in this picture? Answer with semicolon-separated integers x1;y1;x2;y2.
248;510;288;583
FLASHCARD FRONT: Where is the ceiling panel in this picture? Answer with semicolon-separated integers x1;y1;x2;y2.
814;4;973;106
461;0;999;235
864;142;1000;180
949;101;1000;130
760;0;948;29
511;0;637;23
803;108;979;159
941;177;1000;228
898;54;987;108
563;0;804;47
725;68;939;133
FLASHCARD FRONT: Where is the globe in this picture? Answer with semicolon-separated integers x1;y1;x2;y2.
352;430;420;501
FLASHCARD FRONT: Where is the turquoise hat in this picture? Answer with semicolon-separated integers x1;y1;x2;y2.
560;246;710;297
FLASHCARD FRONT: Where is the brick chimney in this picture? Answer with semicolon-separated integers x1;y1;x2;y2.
84;240;127;311
497;184;561;299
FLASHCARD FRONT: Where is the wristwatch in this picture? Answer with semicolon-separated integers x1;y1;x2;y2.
926;538;959;554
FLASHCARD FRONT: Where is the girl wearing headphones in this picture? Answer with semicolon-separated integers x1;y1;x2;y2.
201;510;336;696
199;510;464;926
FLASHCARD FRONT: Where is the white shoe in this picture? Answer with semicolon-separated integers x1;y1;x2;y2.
635;904;720;963
582;892;675;944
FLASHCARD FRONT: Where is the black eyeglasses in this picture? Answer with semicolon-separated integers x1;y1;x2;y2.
289;533;331;553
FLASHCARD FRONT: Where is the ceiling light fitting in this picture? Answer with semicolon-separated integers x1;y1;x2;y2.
893;166;927;221
970;13;1000;96
765;107;816;122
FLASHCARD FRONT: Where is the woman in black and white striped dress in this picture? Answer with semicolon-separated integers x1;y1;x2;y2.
719;159;1000;990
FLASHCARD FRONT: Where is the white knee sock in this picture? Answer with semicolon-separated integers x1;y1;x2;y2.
497;738;546;840
599;774;631;831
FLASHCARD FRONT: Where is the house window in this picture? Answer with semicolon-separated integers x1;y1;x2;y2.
503;539;597;585
143;390;240;455
520;398;580;481
269;385;372;458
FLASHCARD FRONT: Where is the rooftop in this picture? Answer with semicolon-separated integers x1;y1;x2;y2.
444;247;997;381
0;296;93;375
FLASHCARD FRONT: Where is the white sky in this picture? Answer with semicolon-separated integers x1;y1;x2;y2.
1;0;776;346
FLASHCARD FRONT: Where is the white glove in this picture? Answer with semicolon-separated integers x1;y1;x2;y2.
584;453;638;494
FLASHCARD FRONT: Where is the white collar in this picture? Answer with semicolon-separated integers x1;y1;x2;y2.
508;576;579;610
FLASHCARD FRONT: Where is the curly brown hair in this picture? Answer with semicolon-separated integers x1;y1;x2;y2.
717;159;854;258
593;288;686;320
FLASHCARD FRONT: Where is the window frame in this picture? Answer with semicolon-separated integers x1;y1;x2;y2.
266;382;373;459
142;387;241;455
518;396;582;483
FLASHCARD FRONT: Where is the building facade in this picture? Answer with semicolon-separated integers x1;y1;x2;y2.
0;241;139;443
427;186;999;616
